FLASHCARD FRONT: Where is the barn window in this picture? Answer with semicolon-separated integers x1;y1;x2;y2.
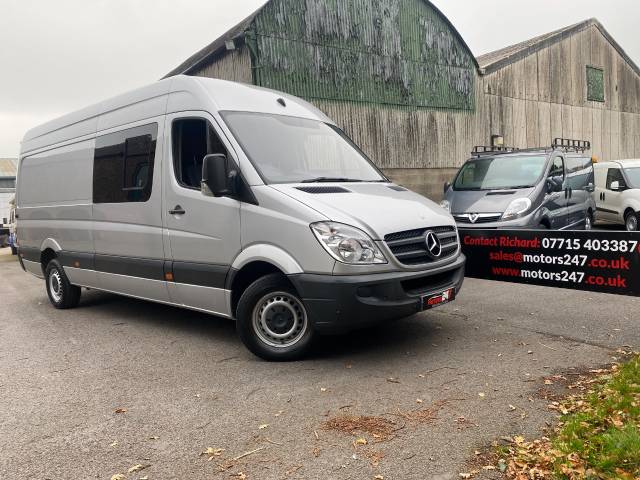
586;66;605;102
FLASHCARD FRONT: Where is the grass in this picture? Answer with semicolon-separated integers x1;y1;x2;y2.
500;355;640;479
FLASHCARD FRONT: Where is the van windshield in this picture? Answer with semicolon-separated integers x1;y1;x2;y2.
221;112;386;184
624;167;640;188
454;155;548;191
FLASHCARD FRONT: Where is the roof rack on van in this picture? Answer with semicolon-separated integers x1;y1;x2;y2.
552;138;591;153
471;146;520;156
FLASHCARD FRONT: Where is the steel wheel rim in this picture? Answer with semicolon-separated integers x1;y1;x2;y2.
252;292;308;349
49;269;63;303
585;215;592;230
627;215;638;231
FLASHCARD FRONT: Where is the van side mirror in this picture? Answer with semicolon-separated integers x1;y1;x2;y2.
546;176;563;194
202;154;237;197
444;181;451;194
610;181;622;192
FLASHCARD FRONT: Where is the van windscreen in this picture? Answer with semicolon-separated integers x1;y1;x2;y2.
221;112;386;184
454;155;547;191
625;167;640;188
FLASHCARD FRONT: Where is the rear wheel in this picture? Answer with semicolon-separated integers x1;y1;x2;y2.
45;259;81;309
236;274;314;361
625;210;639;232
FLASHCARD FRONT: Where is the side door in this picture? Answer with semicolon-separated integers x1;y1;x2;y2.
542;155;569;229
92;121;170;302
163;112;241;317
565;156;594;228
600;167;626;223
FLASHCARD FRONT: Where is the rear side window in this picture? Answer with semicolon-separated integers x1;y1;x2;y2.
566;157;594;189
606;168;626;190
549;157;565;179
93;123;158;203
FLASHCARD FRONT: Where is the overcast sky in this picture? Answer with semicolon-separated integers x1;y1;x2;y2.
1;0;638;157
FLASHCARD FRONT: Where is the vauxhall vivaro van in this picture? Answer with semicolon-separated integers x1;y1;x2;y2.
16;76;465;360
594;160;640;231
441;140;596;230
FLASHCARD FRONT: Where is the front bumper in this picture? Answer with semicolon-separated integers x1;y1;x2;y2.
288;254;465;334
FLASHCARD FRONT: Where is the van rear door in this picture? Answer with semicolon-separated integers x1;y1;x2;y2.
162;112;241;317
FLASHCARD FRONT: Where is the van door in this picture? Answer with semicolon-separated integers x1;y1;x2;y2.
543;156;569;229
163;112;241;317
92;121;170;302
565;156;594;228
600;167;626;223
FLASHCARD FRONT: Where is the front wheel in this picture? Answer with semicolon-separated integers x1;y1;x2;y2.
236;274;314;361
625;211;639;232
45;259;81;309
584;212;593;231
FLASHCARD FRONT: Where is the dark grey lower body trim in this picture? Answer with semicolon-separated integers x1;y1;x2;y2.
24;249;230;290
597;207;619;215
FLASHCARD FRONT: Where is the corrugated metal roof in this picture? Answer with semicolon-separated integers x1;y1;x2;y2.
477;18;640;77
0;158;17;178
163;0;480;78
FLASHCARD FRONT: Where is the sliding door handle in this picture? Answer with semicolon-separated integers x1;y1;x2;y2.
169;205;186;215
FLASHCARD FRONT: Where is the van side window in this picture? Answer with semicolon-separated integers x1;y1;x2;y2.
93;123;158;204
172;119;229;190
606;168;626;190
549;157;565;179
565;157;594;190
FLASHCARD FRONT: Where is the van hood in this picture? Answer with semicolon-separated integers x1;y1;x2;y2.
446;188;536;214
269;183;455;239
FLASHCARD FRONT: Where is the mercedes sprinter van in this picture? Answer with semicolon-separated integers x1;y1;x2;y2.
16;76;465;360
442;140;596;230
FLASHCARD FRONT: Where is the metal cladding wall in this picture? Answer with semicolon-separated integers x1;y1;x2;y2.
247;0;476;111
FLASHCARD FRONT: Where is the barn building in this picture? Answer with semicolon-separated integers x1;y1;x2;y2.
165;1;640;200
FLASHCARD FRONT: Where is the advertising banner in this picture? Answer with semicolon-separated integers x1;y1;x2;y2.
460;229;640;297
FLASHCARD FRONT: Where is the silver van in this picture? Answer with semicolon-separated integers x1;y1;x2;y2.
442;141;596;230
16;76;465;360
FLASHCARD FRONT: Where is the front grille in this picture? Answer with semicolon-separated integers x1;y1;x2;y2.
384;226;459;266
454;213;502;224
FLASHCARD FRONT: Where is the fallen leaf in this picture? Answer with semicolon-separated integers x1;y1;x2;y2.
114;408;127;414
201;447;225;460
374;475;384;480
128;464;149;473
274;411;284;417
544;379;554;385
416;399;423;404
508;404;517;411
258;424;269;430
110;441;118;447
354;437;368;446
320;388;327;392
149;436;159;440
478;392;486;398
111;475;125;480
459;473;472;479
386;377;401;384
230;472;247;480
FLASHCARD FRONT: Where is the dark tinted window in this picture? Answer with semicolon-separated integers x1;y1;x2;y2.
172;119;229;190
606;168;626;190
0;178;16;188
93;124;158;203
566;156;594;189
549;157;565;179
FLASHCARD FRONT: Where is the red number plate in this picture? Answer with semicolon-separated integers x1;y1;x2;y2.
423;288;456;310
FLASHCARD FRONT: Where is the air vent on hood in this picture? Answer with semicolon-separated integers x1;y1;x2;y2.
295;186;351;194
388;185;408;192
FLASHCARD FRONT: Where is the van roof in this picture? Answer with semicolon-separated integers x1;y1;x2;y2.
21;76;333;154
595;159;640;168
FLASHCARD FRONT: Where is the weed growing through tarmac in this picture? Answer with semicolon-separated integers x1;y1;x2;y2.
495;353;640;479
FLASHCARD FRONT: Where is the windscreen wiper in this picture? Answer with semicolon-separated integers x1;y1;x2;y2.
301;177;365;183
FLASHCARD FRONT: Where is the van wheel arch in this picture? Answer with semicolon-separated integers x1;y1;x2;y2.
230;261;292;317
40;248;57;274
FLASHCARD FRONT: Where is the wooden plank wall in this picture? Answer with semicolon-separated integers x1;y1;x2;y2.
480;25;640;163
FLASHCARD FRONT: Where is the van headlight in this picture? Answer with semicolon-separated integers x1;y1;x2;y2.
310;222;387;264
502;198;532;220
440;200;451;212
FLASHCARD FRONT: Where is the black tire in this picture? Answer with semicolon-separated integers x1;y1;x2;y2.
625;210;639;232
10;245;17;255
236;273;314;361
45;259;81;309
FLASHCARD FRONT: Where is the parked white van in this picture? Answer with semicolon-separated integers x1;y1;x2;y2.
594;160;640;231
16;76;464;360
